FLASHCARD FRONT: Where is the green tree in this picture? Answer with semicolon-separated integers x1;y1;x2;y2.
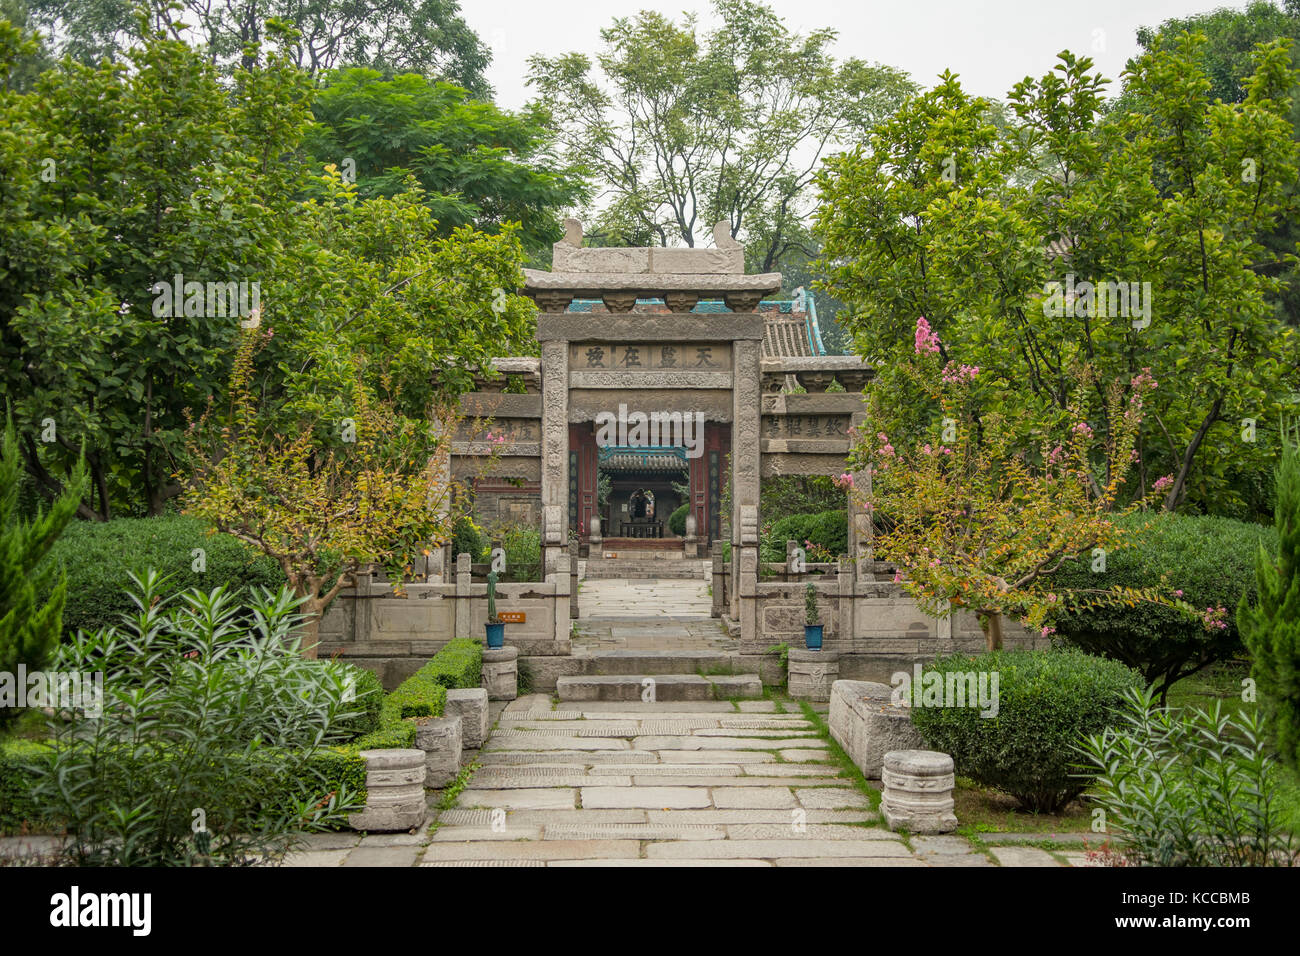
303;69;587;254
527;0;914;272
29;0;491;92
817;40;1300;519
0;414;85;730
1;16;313;518
1239;430;1300;769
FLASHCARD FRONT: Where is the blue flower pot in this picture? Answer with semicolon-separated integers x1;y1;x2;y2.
485;622;505;649
804;624;823;650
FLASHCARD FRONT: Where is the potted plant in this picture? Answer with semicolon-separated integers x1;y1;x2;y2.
485;570;505;648
804;582;823;650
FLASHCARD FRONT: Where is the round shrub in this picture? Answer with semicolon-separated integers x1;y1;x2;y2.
1047;512;1274;698
760;509;848;562
908;648;1143;813
668;502;689;536
38;515;285;636
331;664;384;740
450;515;487;562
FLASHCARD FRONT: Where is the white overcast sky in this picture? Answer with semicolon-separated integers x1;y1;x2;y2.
462;0;1256;108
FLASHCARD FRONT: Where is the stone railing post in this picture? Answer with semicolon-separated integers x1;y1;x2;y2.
455;552;472;640
711;543;725;618
590;514;602;550
684;512;698;558
570;547;579;619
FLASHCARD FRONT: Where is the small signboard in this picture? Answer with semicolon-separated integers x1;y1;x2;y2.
498;611;526;624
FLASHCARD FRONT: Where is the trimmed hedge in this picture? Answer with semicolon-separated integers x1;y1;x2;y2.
0;739;54;834
334;665;384;740
760;509;848;563
352;638;482;750
1048;512;1274;697
908;648;1143;813
38;515;285;635
668;503;689;536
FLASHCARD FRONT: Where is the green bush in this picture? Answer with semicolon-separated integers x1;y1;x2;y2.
909;648;1143;813
0;739;55;834
668;502;689;536
32;574;364;865
760;509;848;563
1077;687;1297;866
451;515;488;562
38;515;285;635
360;638;482;747
1048;512;1274;700
498;524;541;582
333;665;384;740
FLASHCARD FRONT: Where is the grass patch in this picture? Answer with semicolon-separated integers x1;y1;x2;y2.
794;699;881;812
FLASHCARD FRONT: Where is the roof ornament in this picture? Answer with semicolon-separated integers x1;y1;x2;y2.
562;218;583;247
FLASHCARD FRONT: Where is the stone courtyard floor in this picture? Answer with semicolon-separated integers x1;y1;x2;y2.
276;695;1097;868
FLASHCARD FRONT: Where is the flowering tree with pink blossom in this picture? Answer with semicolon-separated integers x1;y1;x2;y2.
852;317;1203;650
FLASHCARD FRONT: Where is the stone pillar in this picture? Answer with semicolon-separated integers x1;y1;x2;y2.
569;547;579;620
881;750;958;834
540;339;569;527
711;544;725;619
683;512;698;558
482;646;519;701
788;648;840;701
445;688;489;749
847;409;873;570
454;552;472;639
349;749;427;832
415;715;462;788
590;514;602;549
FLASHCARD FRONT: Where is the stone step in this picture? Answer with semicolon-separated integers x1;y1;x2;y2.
576;650;742;675
556;674;763;702
582;566;706;579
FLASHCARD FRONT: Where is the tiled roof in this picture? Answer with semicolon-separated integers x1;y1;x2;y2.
566;297;824;357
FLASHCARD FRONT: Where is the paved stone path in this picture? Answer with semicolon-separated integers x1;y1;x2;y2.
267;696;1093;867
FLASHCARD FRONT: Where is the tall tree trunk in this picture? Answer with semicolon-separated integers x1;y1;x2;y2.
980;611;1004;652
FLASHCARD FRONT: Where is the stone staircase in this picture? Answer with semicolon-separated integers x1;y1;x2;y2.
556;673;762;702
582;552;708;580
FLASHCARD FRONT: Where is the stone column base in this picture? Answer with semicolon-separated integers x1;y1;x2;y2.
482;646;519;701
787;649;840;702
445;688;489;749
881;749;958;834
415;715;462;787
349;748;427;832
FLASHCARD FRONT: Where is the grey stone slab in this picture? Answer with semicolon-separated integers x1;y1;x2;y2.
428;825;544;842
726;824;895;841
342;846;420;867
739;764;841;777
774;857;925;867
455;788;577;810
692;728;820;738
589;763;742;777
542;823;726;841
279;849;350;867
795;788;873;809
658;750;774;763
422;840;642;862
645;809;875;825
485;735;630;751
293;832;362;850
633;736;824;751
779;749;835;762
736;701;778;712
550;859;772;867
718;718;817;730
911;835;977;856
712;787;796;809
468;769;632;789
422;860;546;867
581;786;713;809
358;832;427;847
571;702;738;713
644;840;912;860
632;776;805;788
478;750;658;765
990;846;1065;867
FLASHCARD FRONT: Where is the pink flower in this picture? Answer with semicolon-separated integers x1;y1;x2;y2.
1174;589;1183;597
878;444;895;458
892;572;903;584
1072;422;1093;439
914;316;941;355
1047;445;1065;465
940;361;979;385
1153;475;1174;494
922;443;933;456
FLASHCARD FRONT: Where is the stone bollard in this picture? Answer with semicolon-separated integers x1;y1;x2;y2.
445;687;489;749
787;649;840;702
590;514;602;549
828;680;925;779
881;749;958;834
415;715;462;787
482;646;519;701
349;748;427;832
683;513;698;558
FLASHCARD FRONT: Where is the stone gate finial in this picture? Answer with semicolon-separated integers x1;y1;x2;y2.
712;220;738;249
562;218;584;246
